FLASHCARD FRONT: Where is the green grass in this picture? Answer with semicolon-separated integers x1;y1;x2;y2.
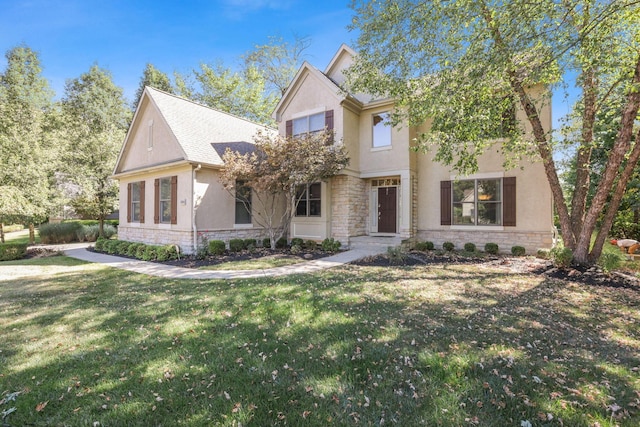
199;254;305;271
1;256;639;426
2;229;40;245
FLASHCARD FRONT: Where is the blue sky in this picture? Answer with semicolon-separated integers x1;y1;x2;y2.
0;0;355;102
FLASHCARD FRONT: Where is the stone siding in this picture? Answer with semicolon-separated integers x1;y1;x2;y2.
417;229;553;255
331;175;368;246
118;226;194;254
197;227;270;249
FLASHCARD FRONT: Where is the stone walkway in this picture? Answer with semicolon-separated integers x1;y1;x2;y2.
59;243;386;280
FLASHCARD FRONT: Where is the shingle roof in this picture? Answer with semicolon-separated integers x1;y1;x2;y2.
211;141;257;158
146;87;274;166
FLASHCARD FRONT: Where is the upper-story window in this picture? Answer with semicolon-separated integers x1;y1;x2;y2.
293;112;325;136
372;112;392;147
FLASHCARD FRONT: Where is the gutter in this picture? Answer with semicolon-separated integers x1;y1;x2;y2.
192;163;202;253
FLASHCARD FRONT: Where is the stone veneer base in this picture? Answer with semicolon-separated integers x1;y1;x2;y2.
416;229;554;255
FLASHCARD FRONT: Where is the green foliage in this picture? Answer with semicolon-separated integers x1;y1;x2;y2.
484;243;499;255
303;240;317;250
276;237;288;249
229;238;244;252
103;239;120;255
94;237;106;252
156;245;179;262
598;251;623;274
321;238;341;253
243;238;257;249
208;240;226;256
133;63;173;110
135;244;147;259
414;241;431;252
463;242;476;253
442;241;455;252
511;246;526;257
290;238;304;247
387;245;407;265
0;243;28;261
126;243;143;258
550;246;573;268
537;248;551;259
290;244;303;255
262;238;271;248
141;246;157;261
39;222;82;244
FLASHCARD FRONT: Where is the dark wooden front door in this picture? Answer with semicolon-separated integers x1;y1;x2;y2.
377;187;397;233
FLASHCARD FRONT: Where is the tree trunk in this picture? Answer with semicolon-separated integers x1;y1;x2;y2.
573;55;640;264
99;216;105;238
590;127;640;262
0;222;4;244
29;223;35;244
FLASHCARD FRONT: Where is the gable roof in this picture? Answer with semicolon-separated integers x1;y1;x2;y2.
114;87;275;174
211;141;256;158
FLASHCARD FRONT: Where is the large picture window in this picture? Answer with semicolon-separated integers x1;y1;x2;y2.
295;183;321;217
372;112;391;147
452;179;502;225
293;112;325;136
235;180;252;224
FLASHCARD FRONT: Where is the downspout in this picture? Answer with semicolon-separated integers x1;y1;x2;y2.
192;164;202;254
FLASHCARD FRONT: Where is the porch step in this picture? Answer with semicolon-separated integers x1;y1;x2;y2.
348;236;403;251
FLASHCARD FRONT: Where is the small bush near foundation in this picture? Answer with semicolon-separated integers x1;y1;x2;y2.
484;243;499;255
262;238;271;248
304;240;317;250
208;240;226;256
550;246;573;268
94;238;106;252
599;251;622;274
414;241;431;252
104;239;120;254
291;244;303;254
142;246;158;261
290;238;304;247
0;243;28;261
135;244;147;259
536;248;550;259
156;245;179;261
511;246;526;256
127;243;143;257
463;242;476;252
387;246;407;264
116;241;131;255
443;241;455;251
229;239;244;252
243;239;257;249
276;237;288;249
321;238;341;253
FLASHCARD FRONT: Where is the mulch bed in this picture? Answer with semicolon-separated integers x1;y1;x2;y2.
352;250;640;291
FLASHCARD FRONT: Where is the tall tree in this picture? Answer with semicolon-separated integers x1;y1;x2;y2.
0;45;55;242
220;130;349;249
348;0;640;265
133;63;173;111
61;65;131;236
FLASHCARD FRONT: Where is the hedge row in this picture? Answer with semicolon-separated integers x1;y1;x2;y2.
40;222;117;244
413;241;527;256
0;243;28;261
94;239;179;261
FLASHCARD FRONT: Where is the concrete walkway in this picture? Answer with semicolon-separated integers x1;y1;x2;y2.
59;243;387;280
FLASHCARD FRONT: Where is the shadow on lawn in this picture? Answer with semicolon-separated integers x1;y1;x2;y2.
1;259;638;426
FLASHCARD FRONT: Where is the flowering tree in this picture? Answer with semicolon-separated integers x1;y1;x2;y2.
220;130;349;249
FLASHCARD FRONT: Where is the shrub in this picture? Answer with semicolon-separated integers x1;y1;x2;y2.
414;241;431;252
82;224;101;242
135;244;147;259
550;246;573;268
290;238;304;247
442;241;455;251
94;237;106;252
304;240;317;250
208;240;226;255
243;238;257;249
536;248;550;259
229;239;244;252
599;251;623;274
105;239;122;254
0;243;28;261
262;238;271;248
484;243;499;255
387;246;407;264
511;246;526;256
463;242;476;252
156;245;178;262
142;246;158;261
290;244;303;254
276;237;288;249
116;241;131;255
102;224;117;239
127;243;143;257
39;222;82;244
321;238;341;253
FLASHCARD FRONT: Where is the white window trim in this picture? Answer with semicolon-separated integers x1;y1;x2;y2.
370;145;393;152
233;223;254;229
291;106;326;120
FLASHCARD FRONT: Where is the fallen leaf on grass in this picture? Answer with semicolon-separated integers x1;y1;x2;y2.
35;401;48;412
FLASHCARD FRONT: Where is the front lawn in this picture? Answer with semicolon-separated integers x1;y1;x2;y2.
0;256;638;426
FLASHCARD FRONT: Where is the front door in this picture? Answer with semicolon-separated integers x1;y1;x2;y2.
377;187;397;233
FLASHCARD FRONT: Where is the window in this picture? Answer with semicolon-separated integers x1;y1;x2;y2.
154;176;177;224
235;180;252;224
451;179;502;225
295;183;321;217
127;181;145;223
372;112;392;147
292;112;325;136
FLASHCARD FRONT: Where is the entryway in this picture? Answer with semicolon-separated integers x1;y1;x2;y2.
377;186;397;233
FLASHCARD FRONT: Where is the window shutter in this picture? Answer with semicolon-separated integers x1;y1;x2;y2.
127;183;132;223
170;175;178;225
503;177;516;226
325;110;334;143
154;178;160;224
286;120;293;137
440;180;452;226
139;181;145;223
